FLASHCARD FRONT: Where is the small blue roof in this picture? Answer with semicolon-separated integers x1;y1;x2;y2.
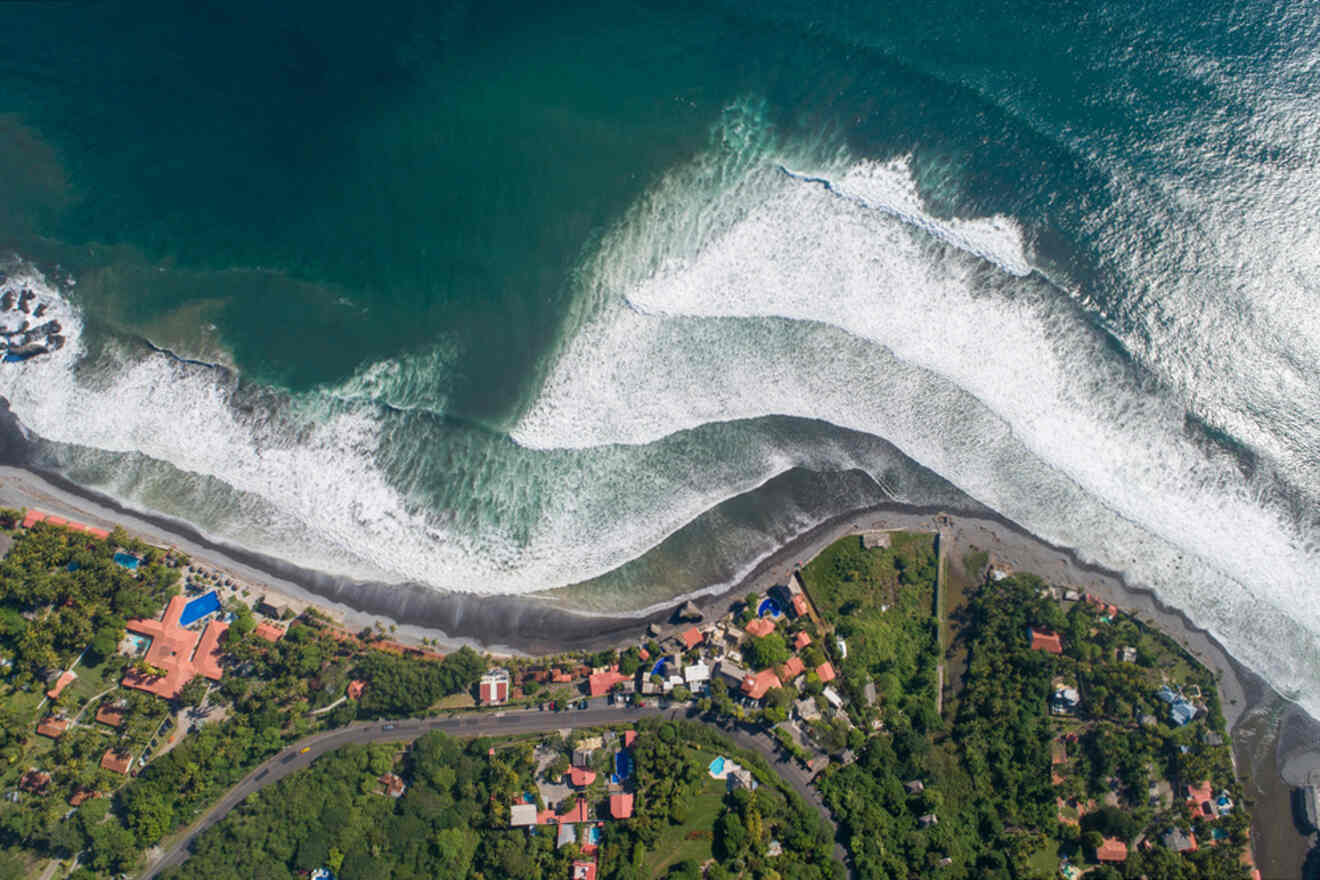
1156;685;1179;704
1170;699;1196;725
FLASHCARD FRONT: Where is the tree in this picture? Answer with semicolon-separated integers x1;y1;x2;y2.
177;677;209;708
744;632;789;670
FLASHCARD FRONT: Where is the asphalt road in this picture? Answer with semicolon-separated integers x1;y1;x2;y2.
139;701;845;879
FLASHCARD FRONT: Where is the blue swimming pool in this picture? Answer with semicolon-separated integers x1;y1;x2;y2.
757;597;782;618
708;756;725;776
126;633;150;654
179;590;221;626
113;551;140;570
650;658;668;677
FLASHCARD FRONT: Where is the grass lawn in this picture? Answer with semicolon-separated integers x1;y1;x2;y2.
1027;836;1060;876
434;692;475;710
644;774;725;878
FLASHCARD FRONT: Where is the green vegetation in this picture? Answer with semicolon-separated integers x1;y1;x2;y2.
0;513;482;878
163;719;838;880
818;572;1254;879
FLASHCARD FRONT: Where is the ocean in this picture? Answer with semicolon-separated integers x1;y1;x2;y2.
2;2;1319;710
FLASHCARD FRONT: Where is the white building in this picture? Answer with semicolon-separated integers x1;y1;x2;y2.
684;661;711;686
823;686;845;709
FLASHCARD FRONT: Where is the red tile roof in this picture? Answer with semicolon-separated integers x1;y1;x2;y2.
623;730;637;748
816;662;837;683
637;648;650;661
122;597;228;698
100;750;132;775
560;798;590;824
253;622;285;643
777;656;805;681
46;516;67;527
741;669;782;700
572;860;597;880
46;670;77;699
793;631;811;650
680;627;703;650
610;793;634;819
1028;627;1064;654
569;767;597;787
36;718;68;739
68;787;99;806
19;770;50;794
1097;837;1128;862
791;594;809;617
347;679;366;700
21;510;46;528
588;666;629;697
745;618;776;638
95;705;126;728
1186;781;1215;818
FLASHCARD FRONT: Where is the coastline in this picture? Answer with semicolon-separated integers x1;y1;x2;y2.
0;460;1314;872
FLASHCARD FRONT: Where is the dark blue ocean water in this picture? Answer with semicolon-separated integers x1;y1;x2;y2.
1;1;1318;707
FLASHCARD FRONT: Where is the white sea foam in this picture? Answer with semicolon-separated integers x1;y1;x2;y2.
515;123;1320;714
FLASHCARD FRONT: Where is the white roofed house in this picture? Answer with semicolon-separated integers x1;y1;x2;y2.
684;661;711;687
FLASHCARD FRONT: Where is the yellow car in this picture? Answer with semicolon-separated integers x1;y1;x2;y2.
299;746;311;754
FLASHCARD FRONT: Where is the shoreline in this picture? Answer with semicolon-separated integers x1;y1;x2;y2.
0;463;1315;871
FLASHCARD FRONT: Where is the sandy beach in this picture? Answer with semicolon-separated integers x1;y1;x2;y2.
0;461;1314;873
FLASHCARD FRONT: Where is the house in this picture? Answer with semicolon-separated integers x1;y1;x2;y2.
1051;686;1081;714
480;668;511;705
19;770;50;795
1118;646;1137;663
572;860;598;880
35;717;68;739
793;631;812;651
1161;828;1198;853
1170;698;1197;726
100;750;133;776
717;659;749;688
795;697;821;722
777;657;805;682
510;803;538;826
679;627;703;650
835;637;848;659
569;767;597;787
255;597;289;619
347;679;367;700
253;622;285;643
904;780;925;795
745;618;776;638
790;594;809;618
610;793;634;819
767;840;783;857
741;669;781;701
822;686;845;709
729;767;757;791
560;799;590;824
623;730;636;748
683;662;710;686
46;670;77;700
1186;781;1216;818
839;749;856;765
862;681;877;707
1096;837;1128;862
588;666;630;698
68;787;98;807
95;704;127;728
557;822;577;848
816;662;837;683
573;737;602;766
1063;589;1082;601
1027;627;1063;654
918;814;938;828
379;773;406;798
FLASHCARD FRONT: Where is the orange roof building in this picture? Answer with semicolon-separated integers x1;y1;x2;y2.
741;669;782;700
36;718;68;739
569;766;597;787
680;627;704;650
100;750;132;775
623;730;637;748
1096;837;1128;862
68;788;99;807
1028;627;1064;655
777;656;805;681
790;594;809;617
745;618;776;638
347;679;367;700
253;622;285;643
610;793;634;819
46;670;77;700
19;770;50;795
588;666;629;697
1186;781;1215;818
121;595;228;699
572;860;598;880
816;662;837;683
560;798;590;824
793;631;812;650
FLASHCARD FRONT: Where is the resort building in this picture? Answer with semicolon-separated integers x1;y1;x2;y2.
1027;627;1064;654
683;661;710;687
588;666;630;697
122;594;228;699
609;793;634;819
100;750;132;776
741;669;781;701
793;631;812;650
679;627;703;650
816;662;837;683
745;618;776;638
777;656;805;683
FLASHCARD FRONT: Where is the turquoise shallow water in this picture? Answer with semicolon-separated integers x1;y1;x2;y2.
2;1;1320;710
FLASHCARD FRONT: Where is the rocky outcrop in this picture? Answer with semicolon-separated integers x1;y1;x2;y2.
0;286;64;361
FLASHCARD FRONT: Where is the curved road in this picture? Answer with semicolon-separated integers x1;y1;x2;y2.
140;700;845;879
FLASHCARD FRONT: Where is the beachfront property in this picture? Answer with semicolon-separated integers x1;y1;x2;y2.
479;668;511;705
121;593;228;699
